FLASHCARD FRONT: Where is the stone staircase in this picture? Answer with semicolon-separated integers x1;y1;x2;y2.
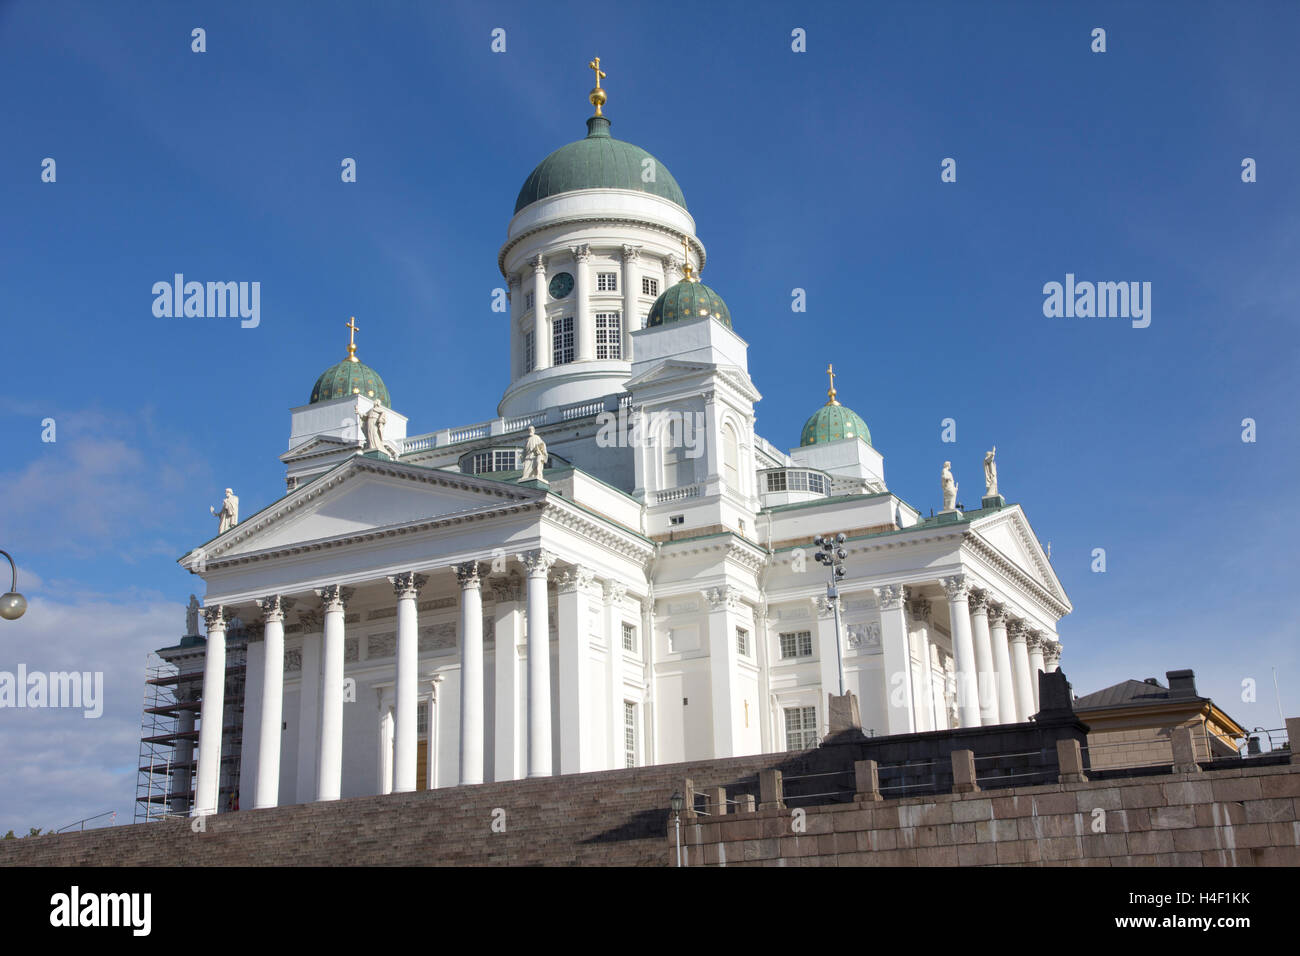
0;753;787;867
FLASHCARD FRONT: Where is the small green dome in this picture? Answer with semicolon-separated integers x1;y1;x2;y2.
310;358;391;406
800;403;871;447
515;116;687;214
647;278;732;329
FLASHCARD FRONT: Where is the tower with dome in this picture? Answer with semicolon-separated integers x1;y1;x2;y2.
168;61;1072;817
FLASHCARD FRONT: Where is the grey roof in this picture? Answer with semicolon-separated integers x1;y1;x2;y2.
1074;677;1205;711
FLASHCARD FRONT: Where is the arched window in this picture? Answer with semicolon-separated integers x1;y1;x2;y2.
661;414;691;489
722;422;740;492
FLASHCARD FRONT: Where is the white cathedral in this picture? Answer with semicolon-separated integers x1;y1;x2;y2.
178;63;1072;816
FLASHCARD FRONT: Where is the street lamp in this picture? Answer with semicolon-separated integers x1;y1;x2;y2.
0;550;26;621
669;791;685;867
813;534;848;696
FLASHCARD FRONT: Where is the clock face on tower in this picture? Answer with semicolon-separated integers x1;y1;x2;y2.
548;272;574;300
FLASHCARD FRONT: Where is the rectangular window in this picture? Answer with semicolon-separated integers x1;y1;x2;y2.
766;471;787;492
785;705;818;751
471;452;493;474
736;627;749;656
595;312;622;359
524;331;535;373
669;514;685;526
552;315;574;365
597;272;618;292
809;473;827;495
494;449;517;471
622;622;636;652
641;276;659;297
524;291;535;311
624;701;637;768
779;630;813;659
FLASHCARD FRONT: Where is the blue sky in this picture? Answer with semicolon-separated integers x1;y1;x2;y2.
1;0;1297;832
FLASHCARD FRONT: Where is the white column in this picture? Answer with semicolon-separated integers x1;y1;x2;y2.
941;575;981;728
531;254;549;371
663;252;681;285
389;572;427;793
929;645;951;730
1008;620;1035;722
507;273;521;379
988;606;1017;723
572;244;593;362
520;549;556;777
967;589;998;726
315;585;350;802
557;565;595;773
378;704;393;795
171;685;196;813
194;605;227;816
492;578;524;782
295;610;322;803
907;595;935;733
254;595;291;808
705;585;745;755
456;561;485;785
1027;631;1047;712
620;244;640;359
875;584;915;735
426;677;443;788
605;582;629;770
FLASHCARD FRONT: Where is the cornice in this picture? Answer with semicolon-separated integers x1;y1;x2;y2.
960;531;1071;619
499;214;701;276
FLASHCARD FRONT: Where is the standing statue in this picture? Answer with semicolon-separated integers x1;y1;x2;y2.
941;462;958;512
519;426;548;483
211;488;239;533
984;446;998;497
362;404;399;457
186;595;200;636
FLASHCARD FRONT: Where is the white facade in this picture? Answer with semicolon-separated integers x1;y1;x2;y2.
179;105;1072;815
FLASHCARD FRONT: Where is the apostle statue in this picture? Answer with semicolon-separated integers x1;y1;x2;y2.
186;594;200;636
941;462;958;512
362;404;400;458
984;446;998;497
211;488;239;533
519;426;548;483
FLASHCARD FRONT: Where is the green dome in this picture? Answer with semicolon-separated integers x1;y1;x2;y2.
800;402;871;447
310;358;391;406
647;278;732;329
515;116;687;214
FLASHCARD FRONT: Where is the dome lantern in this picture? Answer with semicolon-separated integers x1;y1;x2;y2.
309;317;391;407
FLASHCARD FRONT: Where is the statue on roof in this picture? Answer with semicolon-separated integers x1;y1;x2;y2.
984;446;998;497
186;595;200;636
211;488;239;534
520;426;548;483
941;462;958;513
362;404;399;457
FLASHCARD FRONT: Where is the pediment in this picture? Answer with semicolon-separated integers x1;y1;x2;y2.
281;435;360;463
625;361;761;402
186;457;543;566
968;508;1071;611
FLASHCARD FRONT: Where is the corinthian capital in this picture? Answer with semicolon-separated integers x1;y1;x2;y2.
1026;630;1045;653
603;580;628;606
705;585;742;611
557;566;595;593
454;562;482;589
907;596;932;622
814;594;840;618
316;584;352;613
987;604;1008;628
256;594;295;623
875;584;907;611
620;244;641;264
532;253;546;275
517;548;557;577
1044;640;1062;666
571;243;592;263
967;588;990;614
940;574;968;602
202;604;227;630
1006;620;1028;643
390;572;429;599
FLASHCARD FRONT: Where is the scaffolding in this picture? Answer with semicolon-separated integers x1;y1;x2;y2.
134;635;248;822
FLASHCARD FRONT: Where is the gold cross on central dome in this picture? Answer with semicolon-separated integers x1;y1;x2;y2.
588;56;607;116
346;316;360;361
681;236;696;282
826;363;840;405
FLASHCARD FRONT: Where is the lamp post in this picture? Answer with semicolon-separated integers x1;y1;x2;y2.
669;791;684;867
0;550;27;621
813;534;848;696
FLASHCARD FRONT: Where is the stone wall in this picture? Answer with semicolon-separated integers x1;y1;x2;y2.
673;757;1300;867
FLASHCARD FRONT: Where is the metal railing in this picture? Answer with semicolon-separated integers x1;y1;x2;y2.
56;810;117;834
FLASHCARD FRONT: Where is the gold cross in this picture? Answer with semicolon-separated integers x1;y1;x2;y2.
826;363;839;405
681;236;695;280
589;57;605;89
345;316;359;359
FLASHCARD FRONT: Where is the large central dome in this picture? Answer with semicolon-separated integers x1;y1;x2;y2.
514;115;687;214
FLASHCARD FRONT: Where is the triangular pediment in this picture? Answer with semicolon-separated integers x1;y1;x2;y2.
625;360;761;402
969;507;1071;611
280;434;360;463
185;457;543;566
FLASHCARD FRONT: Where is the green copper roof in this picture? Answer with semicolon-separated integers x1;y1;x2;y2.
647;278;732;329
799;403;871;447
514;116;687;214
310;358;391;406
